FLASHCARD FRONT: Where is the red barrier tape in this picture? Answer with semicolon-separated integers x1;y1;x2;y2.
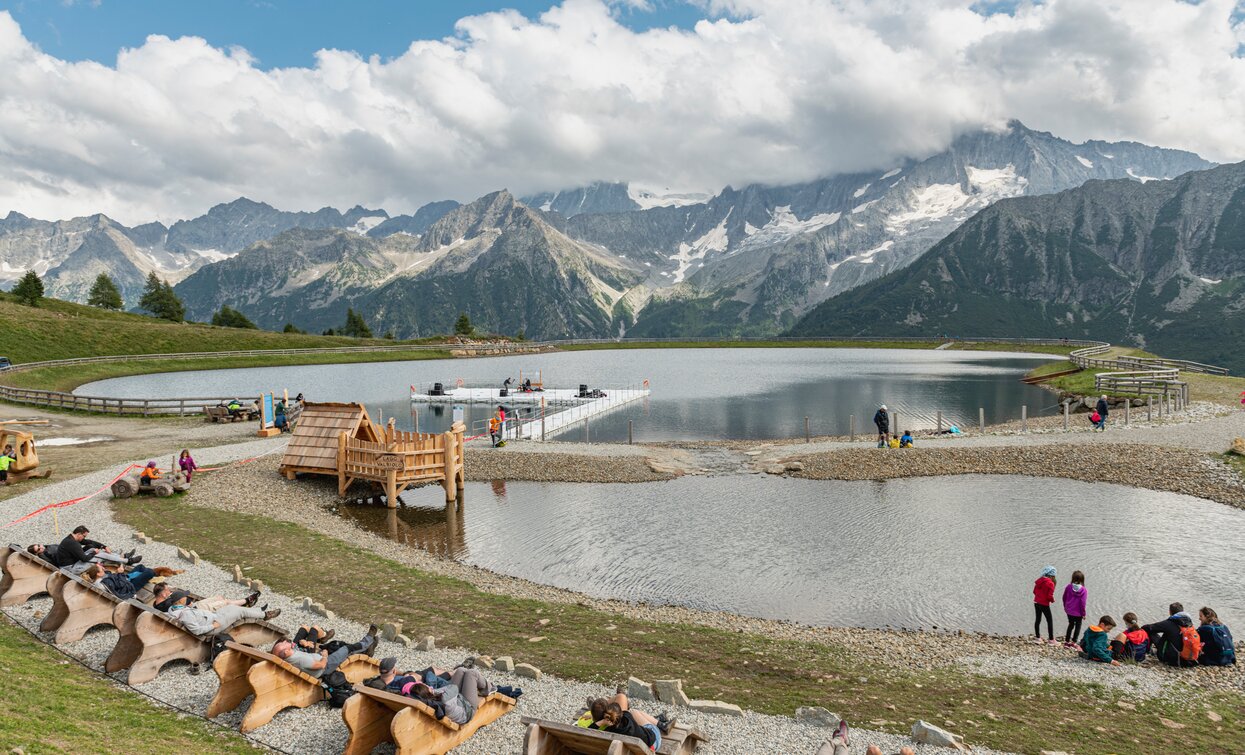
1;464;139;530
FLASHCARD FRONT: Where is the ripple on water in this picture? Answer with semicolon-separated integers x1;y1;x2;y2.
337;474;1245;635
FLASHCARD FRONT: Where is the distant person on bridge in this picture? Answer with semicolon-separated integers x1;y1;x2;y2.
873;405;889;447
1094;395;1109;431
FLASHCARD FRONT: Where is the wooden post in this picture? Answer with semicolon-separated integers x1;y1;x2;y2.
1148;396;1153;421
1063;401;1069;431
849;415;855;441
583;417;590;444
936;411;943;434
893;412;899;436
1124;400;1130;425
804;416;810;443
541;402;546;442
979;407;985;433
337;432;348;496
628;420;633;445
385;469;398;509
442;430;458;502
1021;405;1028;433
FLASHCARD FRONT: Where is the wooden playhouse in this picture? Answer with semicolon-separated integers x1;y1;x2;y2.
277;402;465;506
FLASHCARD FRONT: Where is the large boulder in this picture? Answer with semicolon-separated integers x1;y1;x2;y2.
653;679;691;706
911;720;968;750
796;706;841;728
626;676;655;701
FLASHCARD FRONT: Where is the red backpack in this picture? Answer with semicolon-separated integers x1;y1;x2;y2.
1179;625;1203;663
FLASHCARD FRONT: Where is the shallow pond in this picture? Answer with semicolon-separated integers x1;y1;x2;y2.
78;348;1057;441
332;474;1245;636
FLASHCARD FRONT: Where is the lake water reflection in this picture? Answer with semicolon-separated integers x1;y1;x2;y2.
78;348;1058;441
334;475;1245;635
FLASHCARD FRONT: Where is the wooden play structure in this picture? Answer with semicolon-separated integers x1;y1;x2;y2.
0;419;52;484
209;642;379;732
1;543;56;607
521;717;708;755
278;402;465;507
111;461;190;499
342;683;516;755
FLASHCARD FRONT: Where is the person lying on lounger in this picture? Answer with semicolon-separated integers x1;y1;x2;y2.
80;562;184;600
28;526;142;574
271;623;379;678
163;589;279;635
149;583;260;613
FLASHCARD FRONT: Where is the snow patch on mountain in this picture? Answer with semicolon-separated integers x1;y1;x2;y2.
1126;168;1157;183
671;211;730;283
1076;156;1094;168
852;183;871;198
350;216;385;235
628;184;713;210
881;168;902;179
884;165;1027;237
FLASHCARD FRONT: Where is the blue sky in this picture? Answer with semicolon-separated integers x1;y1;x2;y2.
1;0;708;68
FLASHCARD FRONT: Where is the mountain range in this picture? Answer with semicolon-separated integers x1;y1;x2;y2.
0;120;1226;348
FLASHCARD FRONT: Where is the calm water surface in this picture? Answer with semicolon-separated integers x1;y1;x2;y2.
78;348;1057;441
334;475;1245;635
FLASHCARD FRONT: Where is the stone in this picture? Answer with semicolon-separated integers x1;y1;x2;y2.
475;655;494;669
381;622;403;641
189;550;201;565
301;597;313;610
795;706;841;728
133;532;145;541
528;636;546;643
233;565;244;583
495;656;515;672
322;610;336;621
626;676;655;701
415;636;436;651
1232;437;1245;456
514;663;542;680
12;747;26;755
311;602;325;615
1159;718;1186;730
538;618;550;626
1040;751;1071;755
784;461;805;472
765;465;786;475
1116;701;1135;710
911;720;966;750
653;679;691;707
250;580;264;592
687;699;743;717
176;548;190;561
1207;711;1222;723
395;634;413;647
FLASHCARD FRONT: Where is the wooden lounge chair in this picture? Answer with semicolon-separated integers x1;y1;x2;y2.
0;543;57;606
209;641;379;733
38;570;143;644
111;602;285;685
341;683;516;755
520;717;708;755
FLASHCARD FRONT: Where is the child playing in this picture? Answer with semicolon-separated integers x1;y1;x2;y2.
1033;566;1057;643
887;434;901;448
1079;615;1120;665
899;430;914;447
178;449;198;482
1062;570;1088;646
1111;612;1150;662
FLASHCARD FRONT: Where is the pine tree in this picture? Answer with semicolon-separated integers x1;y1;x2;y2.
11;270;44;307
87;273;123;309
340;308;373;338
138;272;185;322
454;312;473;336
283;323;305;334
211;305;257;329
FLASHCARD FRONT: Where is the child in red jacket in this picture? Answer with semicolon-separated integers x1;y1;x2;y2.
1033;565;1057;643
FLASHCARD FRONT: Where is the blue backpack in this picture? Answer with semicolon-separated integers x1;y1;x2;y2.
1201;624;1236;666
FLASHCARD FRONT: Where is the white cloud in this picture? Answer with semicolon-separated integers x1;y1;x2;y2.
0;0;1243;225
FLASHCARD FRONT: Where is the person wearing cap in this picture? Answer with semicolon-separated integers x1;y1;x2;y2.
872;404;890;447
272;623;379;679
163;590;278;634
140;461;162;482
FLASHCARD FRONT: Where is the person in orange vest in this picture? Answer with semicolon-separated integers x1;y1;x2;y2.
488;414;502;447
140;461;162;482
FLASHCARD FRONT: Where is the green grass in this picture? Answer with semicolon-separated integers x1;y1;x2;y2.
1024;360;1079;379
0;616;257;754
0;292;448;365
114;498;1243;755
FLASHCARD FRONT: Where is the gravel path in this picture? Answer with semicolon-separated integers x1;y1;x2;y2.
0;440;1017;755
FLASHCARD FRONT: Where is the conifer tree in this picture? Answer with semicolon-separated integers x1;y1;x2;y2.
11;269;44;307
87;273;123;309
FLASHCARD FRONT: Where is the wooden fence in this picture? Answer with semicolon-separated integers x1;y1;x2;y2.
0;385;245;417
339;421;465;505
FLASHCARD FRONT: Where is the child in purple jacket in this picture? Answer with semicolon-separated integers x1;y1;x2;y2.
1063;570;1088;646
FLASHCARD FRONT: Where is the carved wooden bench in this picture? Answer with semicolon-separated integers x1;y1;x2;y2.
37;569;154;644
106;600;285;685
520;717;708;755
209;641;379;733
342;682;516;755
0;543;57;606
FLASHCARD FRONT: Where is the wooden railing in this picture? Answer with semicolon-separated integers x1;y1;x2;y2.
339;421;465;505
0;385;246;417
1095;370;1189;402
1115;356;1229;375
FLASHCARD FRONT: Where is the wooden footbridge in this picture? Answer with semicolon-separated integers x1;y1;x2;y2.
278;402;464;507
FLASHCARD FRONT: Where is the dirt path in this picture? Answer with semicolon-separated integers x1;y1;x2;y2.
0;401;261;502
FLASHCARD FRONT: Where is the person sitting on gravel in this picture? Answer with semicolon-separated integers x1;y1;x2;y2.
272;623;378;678
150;584;260;613
33;526;142;574
1142;602;1198;667
1196;607;1236;666
899;430;914;447
165;590;279;635
1078;615;1120;665
1111;612;1150;662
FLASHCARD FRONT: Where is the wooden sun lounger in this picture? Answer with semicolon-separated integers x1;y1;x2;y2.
209;641;379;733
520;717;708;755
106;602;286;685
342;683;516;755
38;570;138;644
0;543;57;606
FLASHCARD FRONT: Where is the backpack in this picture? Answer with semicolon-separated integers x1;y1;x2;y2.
1202;624;1236;666
1178;625;1203;663
321;670;356;708
1089;412;1101;423
1123;629;1150;662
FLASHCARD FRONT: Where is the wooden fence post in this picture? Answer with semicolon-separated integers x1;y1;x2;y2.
849;415;856;441
1124;400;1130;425
805;416;810;443
979;408;985;433
1022;405;1028;433
1063;401;1069;431
442;430;458;502
936;411;943;434
1148;396;1153;421
628;420;634;445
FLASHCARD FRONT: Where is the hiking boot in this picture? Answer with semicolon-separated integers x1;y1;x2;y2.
833;719;849;746
126;555;143;565
367;623;380;639
657;714;677;734
123;548;137;559
243;591;260;607
264;609;282;620
461;656;476;669
320;628;335;642
259;604;268;612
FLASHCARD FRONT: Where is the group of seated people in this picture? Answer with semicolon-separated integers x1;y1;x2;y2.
885;431;915;448
1079;603;1236;668
574;688;676;752
360;654;522;725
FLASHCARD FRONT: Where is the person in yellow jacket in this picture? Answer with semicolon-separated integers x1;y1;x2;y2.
0;452;12;485
140;461;162;482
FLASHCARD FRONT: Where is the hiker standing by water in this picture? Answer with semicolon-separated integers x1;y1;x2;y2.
1033;565;1057;644
873;404;889;447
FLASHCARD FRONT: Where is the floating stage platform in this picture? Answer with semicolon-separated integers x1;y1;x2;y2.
411;385;650;441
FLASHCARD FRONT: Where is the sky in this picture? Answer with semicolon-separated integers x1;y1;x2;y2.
0;0;1243;225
